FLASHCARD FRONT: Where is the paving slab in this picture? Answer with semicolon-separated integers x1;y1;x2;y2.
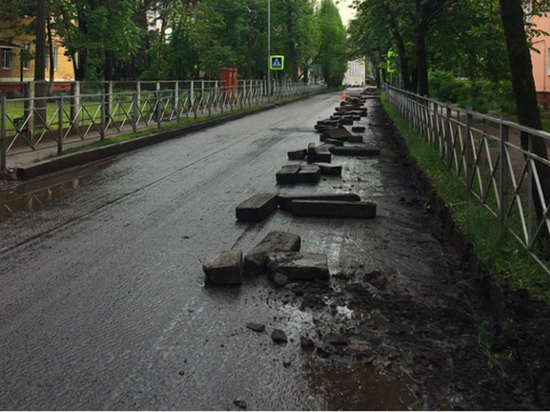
322;128;352;140
244;231;301;276
288;149;307;160
276;165;301;184
291;200;377;218
331;146;381;156
314;147;332;163
277;193;360;210
297;165;321;183
266;251;330;281
325;138;344;146
352;126;366;132
340;117;354;125
236;193;278;221
347;135;364;143
202;249;243;285
315;163;342;176
307;142;317;164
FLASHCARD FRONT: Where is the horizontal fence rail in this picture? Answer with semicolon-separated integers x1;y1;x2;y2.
0;81;326;170
384;84;550;274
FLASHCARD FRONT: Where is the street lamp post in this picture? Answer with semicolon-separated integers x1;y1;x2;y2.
267;0;271;101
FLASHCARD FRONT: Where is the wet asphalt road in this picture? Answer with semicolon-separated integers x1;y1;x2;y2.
0;90;426;410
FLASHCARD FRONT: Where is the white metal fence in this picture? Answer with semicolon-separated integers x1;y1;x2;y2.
0;81;326;171
385;84;550;273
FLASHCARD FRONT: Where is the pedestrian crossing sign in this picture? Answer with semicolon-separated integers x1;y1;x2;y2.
270;55;284;70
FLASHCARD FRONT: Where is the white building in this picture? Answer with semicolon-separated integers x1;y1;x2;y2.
343;60;365;86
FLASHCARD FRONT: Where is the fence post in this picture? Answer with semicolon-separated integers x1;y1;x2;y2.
432;101;439;150
100;92;106;141
57;96;63;155
156;88;162;128
27;82;35;146
132;91;138;133
445;102;452;169
71;81;80;124
136;81;141;110
174;81;179;120
190;80;195;107
499;113;510;230
465;107;473;194
0;96;6;172
107;81;114;123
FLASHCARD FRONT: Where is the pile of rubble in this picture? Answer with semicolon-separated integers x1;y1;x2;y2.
202;94;379;286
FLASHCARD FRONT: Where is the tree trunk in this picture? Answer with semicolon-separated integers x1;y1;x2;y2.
499;0;550;236
34;0;47;127
380;0;411;91
47;17;55;95
247;6;254;79
415;26;429;96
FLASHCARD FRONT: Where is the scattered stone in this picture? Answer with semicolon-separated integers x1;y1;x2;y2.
246;322;266;332
297;165;321;183
290;200;377;218
235;193;278;221
234;399;247;409
315;163;342;176
323;332;349;345
282;361;292;368
331;146;381;157
273;273;288;287
281;296;291;304
276;164;301;184
244;231;301;276
373;275;388;290
352;126;366;132
266;252;330;281
271;329;288;343
300;336;315;350
288;149;307;160
202;249;243;285
307;142;317;164
278;193;360;210
315;340;331;356
178;370;185;376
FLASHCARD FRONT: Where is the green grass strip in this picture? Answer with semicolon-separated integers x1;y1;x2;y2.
382;93;550;303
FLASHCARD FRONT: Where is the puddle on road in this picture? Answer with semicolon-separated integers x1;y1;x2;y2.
0;163;105;221
305;359;417;410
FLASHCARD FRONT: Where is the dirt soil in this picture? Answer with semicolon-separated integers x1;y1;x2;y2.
273;95;550;410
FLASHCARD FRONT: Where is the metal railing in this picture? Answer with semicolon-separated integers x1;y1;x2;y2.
385;84;550;273
0;81;325;170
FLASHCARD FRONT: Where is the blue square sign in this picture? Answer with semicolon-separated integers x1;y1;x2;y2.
270;55;284;70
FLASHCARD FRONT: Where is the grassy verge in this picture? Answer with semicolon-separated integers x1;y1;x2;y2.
39;89;329;161
381;93;550;303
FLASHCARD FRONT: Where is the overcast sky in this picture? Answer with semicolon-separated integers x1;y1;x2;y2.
335;0;356;27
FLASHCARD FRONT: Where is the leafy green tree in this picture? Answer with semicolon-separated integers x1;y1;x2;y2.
316;0;347;87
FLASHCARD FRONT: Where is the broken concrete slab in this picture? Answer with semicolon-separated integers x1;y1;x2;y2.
307;142;317;164
277;193;361;210
339;117;354;125
331;146;381;156
273;273;288;287
352;126;366;132
323;332;349;346
291;200;377;218
243;231;301;276
236;193;278;221
276;164;301;184
202;249;243;285
288;149;307;160
314;147;332;163
322;128;352;140
297;165;321;183
325;138;344;146
266;251;330;281
315;163;342;176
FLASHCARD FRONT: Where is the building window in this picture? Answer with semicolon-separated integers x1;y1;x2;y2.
1;48;12;69
45;46;58;71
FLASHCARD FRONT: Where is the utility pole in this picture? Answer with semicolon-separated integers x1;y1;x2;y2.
35;0;47;128
267;0;271;101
